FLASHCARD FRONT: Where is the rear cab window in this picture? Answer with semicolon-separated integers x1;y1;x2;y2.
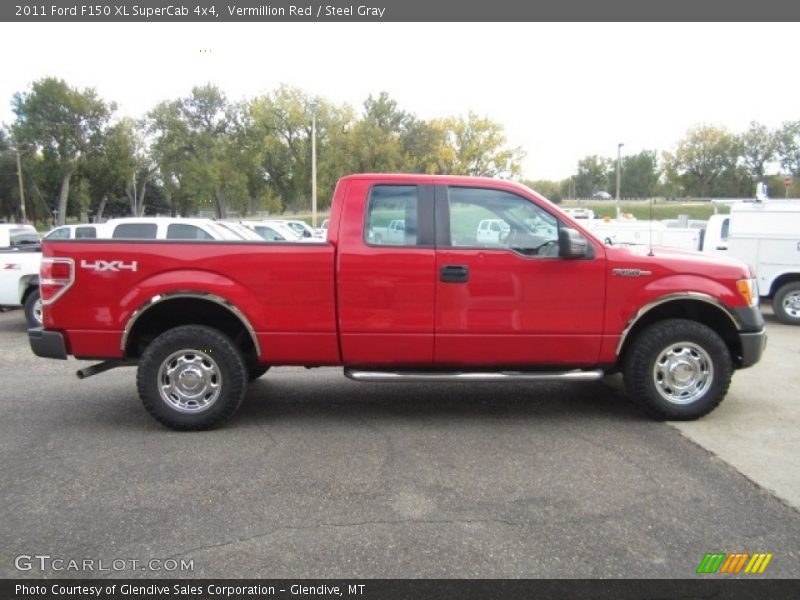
365;185;418;246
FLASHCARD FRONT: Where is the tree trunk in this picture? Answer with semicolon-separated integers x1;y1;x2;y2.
126;183;136;216
57;169;73;226
95;193;108;222
215;193;227;219
137;179;148;216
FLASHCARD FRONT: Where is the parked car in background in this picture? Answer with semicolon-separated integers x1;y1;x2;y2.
240;220;305;241
592;191;612;200
317;218;329;238
44;224;103;239
214;221;265;241
269;219;318;239
0;224;42;327
562;207;596;220
476;218;510;245
104;217;244;241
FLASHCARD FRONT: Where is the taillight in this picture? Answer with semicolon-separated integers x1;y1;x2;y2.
40;257;75;304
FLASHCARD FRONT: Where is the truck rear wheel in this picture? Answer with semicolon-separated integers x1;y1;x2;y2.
137;325;247;430
24;288;42;328
623;319;732;420
773;282;800;325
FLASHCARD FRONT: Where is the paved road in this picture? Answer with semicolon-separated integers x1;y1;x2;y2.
1;309;798;578
671;305;800;510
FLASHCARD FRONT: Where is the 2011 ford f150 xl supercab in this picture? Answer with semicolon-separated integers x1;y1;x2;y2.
29;174;766;430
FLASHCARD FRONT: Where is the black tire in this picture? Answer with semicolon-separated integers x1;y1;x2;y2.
623;319;732;420
137;325;247;431
24;287;42;328
248;365;270;381
772;281;800;325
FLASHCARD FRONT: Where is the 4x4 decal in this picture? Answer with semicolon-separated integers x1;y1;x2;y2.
80;259;138;273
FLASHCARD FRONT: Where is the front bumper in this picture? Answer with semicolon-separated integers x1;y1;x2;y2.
738;329;767;369
28;327;68;360
732;305;766;369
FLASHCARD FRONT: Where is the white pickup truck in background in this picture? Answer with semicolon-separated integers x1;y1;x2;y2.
0;224;42;327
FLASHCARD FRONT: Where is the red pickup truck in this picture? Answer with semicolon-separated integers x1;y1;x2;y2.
29;174;766;430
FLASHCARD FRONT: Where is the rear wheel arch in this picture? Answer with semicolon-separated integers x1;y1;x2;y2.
767;272;800;297
122;293;261;369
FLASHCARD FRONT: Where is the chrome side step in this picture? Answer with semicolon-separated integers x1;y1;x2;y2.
344;368;604;383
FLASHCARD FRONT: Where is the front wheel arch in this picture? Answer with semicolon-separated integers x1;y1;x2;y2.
617;298;742;369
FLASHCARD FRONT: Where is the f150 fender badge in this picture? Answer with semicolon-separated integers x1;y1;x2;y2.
612;268;652;277
80;259;138;272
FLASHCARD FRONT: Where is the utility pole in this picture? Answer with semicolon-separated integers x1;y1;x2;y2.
15;146;27;223
309;100;319;228
616;143;624;219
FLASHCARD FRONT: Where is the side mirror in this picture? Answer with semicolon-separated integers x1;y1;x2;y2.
559;227;590;259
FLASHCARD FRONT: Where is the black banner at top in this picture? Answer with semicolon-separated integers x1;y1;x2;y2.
3;0;800;22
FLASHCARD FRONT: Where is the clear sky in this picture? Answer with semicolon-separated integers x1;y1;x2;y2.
0;22;797;180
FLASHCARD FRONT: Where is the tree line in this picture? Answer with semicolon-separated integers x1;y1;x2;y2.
1;77;799;225
0;78;523;225
528;122;800;203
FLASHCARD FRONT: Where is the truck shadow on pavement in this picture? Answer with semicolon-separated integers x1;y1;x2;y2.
230;373;645;428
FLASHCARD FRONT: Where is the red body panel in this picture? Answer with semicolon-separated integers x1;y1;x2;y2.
434;248;606;366
43;241;339;363
40;173;754;370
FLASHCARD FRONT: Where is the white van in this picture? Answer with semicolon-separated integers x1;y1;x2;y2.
704;201;800;324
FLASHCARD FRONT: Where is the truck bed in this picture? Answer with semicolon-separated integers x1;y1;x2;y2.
43;240;340;364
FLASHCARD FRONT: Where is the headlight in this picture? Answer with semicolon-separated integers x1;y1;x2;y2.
737;278;759;307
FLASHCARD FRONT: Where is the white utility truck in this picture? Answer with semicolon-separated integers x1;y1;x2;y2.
703;201;800;324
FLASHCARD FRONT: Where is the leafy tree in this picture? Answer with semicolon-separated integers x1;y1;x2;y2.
777;120;800;178
739;121;777;184
149;84;248;218
248;86;323;213
343;92;412;174
0;129;21;221
662;125;739;197
522;179;564;203
619;150;660;198
11;78;113;224
81;118;139;220
433;112;524;178
574;155;611;197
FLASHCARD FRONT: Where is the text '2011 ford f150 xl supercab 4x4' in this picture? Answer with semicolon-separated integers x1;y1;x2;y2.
29;174;766;430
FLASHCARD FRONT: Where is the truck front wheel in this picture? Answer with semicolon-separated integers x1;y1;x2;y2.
623;319;732;420
773;282;800;325
137;325;247;430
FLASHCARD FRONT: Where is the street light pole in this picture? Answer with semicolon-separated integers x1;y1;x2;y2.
15;146;27;223
309;100;319;228
616;142;624;218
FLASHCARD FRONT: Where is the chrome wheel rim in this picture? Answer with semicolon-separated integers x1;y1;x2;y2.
783;291;800;318
157;349;222;413
652;342;713;405
32;298;43;325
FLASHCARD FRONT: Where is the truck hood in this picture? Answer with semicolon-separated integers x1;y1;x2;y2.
604;244;752;278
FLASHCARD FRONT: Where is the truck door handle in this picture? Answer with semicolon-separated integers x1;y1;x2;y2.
440;265;469;283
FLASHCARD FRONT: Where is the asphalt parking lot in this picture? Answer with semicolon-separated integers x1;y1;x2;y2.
1;308;798;579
